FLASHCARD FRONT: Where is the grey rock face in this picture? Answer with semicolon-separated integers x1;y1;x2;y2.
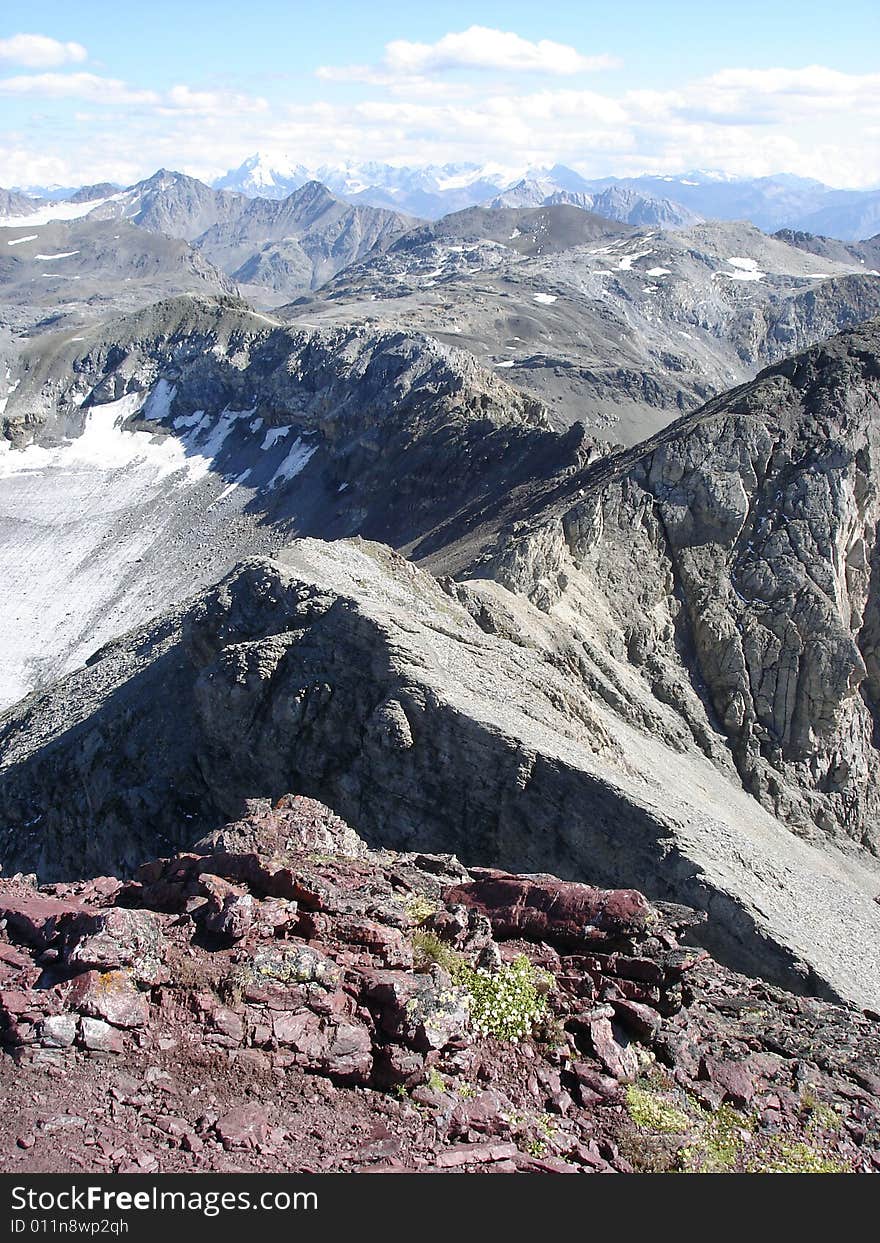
89;169;248;242
0;188;43;218
194;181;420;301
774;229;880;272
489;181;702;230
1;538;879;1013
473;320;880;857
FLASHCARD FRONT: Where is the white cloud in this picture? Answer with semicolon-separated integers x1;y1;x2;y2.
0;33;87;69
159;85;269;115
0;72;158;105
318;26;619;83
0;73;268;115
1;53;878;193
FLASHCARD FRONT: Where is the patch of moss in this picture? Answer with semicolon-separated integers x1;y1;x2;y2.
748;1139;848;1174
405;894;438;926
412;929;462;974
800;1088;843;1135
626;1084;691;1134
681;1105;751;1173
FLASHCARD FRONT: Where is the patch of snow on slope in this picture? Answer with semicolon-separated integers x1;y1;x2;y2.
645;267;671;277
143;379;177;422
34;250;79;260
724;256;764;282
0;196;115;227
617;251;652;271
0;392;183;480
179;408;255;482
262;426;290;450
5;234;38;246
533;292;557;304
270;436;316;485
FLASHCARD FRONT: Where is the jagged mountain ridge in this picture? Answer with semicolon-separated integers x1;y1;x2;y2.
1;171;421;306
194;180;420;300
488;180;702;230
0;294;558;705
467;320;880;857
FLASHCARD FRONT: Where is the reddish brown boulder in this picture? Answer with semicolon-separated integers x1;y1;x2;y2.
198;875;254;941
700;1056;756;1106
610;997;662;1043
587;1017;639;1083
214;1104;269;1150
271;1009;372;1083
445;870;653;948
0;888;98;950
361;969;470;1052
332;917;412;968
434;1141;518;1168
66;971;149;1029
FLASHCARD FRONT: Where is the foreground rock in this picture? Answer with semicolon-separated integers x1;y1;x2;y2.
0;796;876;1175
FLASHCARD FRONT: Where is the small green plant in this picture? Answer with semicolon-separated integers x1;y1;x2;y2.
525;1138;547;1158
466;956;551;1042
457;1082;475;1099
749;1138;847;1174
412;929;463;974
800;1087;842;1134
680;1105;750;1172
425;1067;446;1094
405;894;439;926
626;1084;691;1134
413;932;550;1043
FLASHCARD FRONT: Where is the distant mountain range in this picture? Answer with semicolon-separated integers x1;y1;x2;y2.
5;158;880;241
211;156;880;239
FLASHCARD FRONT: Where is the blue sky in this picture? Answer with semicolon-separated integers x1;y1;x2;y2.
2;2;879;188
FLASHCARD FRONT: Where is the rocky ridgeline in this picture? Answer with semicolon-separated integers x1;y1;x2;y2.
1;796;877;1174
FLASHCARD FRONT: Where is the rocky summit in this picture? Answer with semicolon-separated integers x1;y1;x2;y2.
1;795;876;1174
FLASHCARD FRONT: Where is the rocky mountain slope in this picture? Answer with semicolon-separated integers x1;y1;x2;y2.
2;795;876;1175
775;228;880;271
0;188;43;218
2;171;420;308
287;212;880;442
467;320;880;855
88;170;248;242
4;290;880;1021
194;181;419;302
0;217;236;336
